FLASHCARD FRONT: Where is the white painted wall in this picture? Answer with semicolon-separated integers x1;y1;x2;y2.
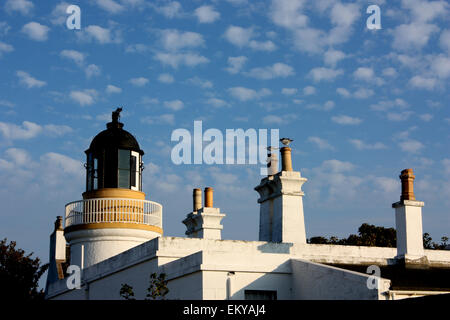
66;228;160;268
291;259;391;300
46;236;450;300
394;201;425;258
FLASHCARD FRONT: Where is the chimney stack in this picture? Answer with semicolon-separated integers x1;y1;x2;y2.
255;139;308;244
204;187;214;208
193;188;202;211
183;187;225;240
267;147;279;176
392;168;426;264
280;147;293;172
400;169;415;201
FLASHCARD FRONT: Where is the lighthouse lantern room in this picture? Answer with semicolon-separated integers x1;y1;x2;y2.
62;108;163;269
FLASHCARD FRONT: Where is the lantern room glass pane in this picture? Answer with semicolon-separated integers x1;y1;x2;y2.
118;149;130;169
118;169;130;188
130;155;137;187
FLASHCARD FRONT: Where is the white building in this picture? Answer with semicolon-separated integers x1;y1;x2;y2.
45;110;450;300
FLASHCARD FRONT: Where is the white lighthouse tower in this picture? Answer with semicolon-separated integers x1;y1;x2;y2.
60;108;163;270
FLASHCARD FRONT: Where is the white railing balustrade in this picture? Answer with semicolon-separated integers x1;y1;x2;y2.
65;198;162;229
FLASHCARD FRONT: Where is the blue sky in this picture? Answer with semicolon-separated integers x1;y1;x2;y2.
1;0;450;275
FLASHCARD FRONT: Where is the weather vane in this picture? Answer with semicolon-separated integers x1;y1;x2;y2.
280;137;293;146
112;107;123;123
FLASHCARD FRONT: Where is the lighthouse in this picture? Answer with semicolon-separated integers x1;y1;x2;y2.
61;108;163;269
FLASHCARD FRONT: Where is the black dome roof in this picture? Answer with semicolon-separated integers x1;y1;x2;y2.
86;109;144;154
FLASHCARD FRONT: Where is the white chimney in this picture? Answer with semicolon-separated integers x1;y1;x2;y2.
183;187;226;240
392;169;427;263
255;141;307;243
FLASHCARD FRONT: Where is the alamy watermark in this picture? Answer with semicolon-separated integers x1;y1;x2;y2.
171;121;280;175
366;5;381;30
66;264;81;290
66;5;81;30
366;265;381;290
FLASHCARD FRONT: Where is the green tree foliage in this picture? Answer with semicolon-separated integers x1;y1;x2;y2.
423;233;449;249
0;238;49;300
120;272;169;300
308;223;397;247
308;224;448;249
146;273;169;300
119;283;135;300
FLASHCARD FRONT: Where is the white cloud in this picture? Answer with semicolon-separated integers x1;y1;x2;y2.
370;99;408;111
142;114;175;125
373;177;398;195
50;2;71;25
248;40;276;51
95;0;124;14
308;136;334;150
187;77;212;88
306;100;335;111
349;139;386;150
155;1;183;19
125;43;150;53
419;113;433;122
129;77;149;87
154;52;209;68
70;89;98;106
262;114;297;125
308;67;343;82
80;25;121;44
21;22;50;41
0;121;42;140
353;67;384;85
440;29;450;53
224;25;253;47
60;49;85;66
226;56;247;74
442;158;450;175
293;28;326;54
158;73;174;84
303;86;316;96
323;49;347;66
159;29;204;51
398;139;424;154
164;100;184;111
206;98;229;108
336;88;350;98
228;87;271;101
5;0;34;15
401;0;448;23
85;64;101;78
281;88;298;96
0;41;14;57
409;75;438;90
43;124;73;136
224;25;275;51
331;115;362;125
245;63;294;79
0;100;14;108
353;88;374;99
106;84;122;94
16;71;46;88
40;152;81;175
194;5;220;23
387;111;413;121
382;67;398;77
270;0;308;30
430;55;450;79
392;23;439;51
321;159;355;173
353;67;374;80
0;22;11;36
